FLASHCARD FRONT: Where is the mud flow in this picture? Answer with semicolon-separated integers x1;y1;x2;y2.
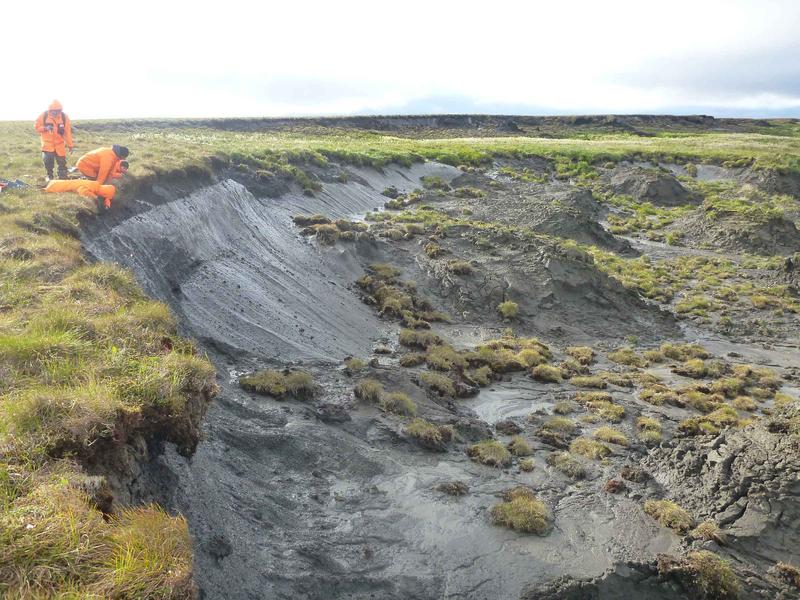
84;157;800;599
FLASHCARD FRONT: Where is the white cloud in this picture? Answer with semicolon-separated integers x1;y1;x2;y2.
1;0;798;119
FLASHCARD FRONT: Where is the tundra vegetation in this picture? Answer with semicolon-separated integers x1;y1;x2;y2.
1;116;798;597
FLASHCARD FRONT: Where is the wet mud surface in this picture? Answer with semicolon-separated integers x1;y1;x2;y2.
83;156;800;599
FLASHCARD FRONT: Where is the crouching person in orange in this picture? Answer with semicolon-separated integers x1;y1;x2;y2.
35;100;73;180
45;179;116;209
75;145;129;184
110;160;129;180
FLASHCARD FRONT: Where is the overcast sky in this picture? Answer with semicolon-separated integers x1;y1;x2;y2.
2;0;798;120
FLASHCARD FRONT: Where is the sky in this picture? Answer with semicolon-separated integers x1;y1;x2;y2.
1;0;799;120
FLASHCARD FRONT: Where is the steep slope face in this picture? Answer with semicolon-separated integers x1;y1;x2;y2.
85;164;457;361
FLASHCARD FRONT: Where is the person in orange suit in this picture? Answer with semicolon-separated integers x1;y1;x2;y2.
75;145;129;185
35;100;73;180
45;179;116;208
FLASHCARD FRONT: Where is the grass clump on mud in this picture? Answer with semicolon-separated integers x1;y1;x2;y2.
240;369;316;399
570;437;612;460
405;418;453;451
546;452;587;479
593;426;629;446
566;346;595;365
353;379;416;415
658;551;740;600
508;435;533;456
497;300;519;319
421;371;457;397
0;186;217;597
531;364;564;383
468;440;512;467
354;378;384;402
490;487;550;534
644;499;694;533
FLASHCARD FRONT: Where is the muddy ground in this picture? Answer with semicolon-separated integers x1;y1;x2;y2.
83;153;800;599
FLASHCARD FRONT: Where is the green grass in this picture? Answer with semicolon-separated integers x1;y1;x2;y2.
0;176;217;597
490;487;550;534
546;451;587;479
570;437;612;459
497;300;519;319
239;369;315;399
644;499;694;533
467;440;512;467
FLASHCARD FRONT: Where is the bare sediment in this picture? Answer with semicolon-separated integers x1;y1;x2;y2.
82;154;800;599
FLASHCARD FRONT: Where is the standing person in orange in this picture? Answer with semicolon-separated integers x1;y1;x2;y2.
34;100;73;180
75;145;130;185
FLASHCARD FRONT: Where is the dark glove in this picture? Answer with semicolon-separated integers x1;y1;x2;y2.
45;124;54;132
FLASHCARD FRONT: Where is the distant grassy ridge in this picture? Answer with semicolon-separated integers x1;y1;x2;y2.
0;161;217;595
2;120;800;194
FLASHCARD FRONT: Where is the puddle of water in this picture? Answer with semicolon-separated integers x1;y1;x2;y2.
463;378;557;423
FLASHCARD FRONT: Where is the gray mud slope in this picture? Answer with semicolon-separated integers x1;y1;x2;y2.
82;163;690;600
85;163;455;361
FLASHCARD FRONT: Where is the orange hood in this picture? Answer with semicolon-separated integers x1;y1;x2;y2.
48;99;63;111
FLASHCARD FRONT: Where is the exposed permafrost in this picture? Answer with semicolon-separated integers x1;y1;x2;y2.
83;163;683;600
86;163;458;362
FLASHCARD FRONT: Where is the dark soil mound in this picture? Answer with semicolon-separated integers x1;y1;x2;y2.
643;404;800;574
671;210;800;256
609;166;699;206
452;172;631;252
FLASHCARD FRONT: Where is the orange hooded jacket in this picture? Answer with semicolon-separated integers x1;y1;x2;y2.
34;100;73;156
75;147;121;185
45;179;116;207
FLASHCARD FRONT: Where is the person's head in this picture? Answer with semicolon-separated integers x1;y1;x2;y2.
112;145;130;159
48;99;63;117
119;160;129;174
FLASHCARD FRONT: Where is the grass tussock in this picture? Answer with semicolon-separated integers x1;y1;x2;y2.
658;551;740;600
546;452;587;479
679;405;744;436
447;260;473;275
566;346;595;365
508;435;533;456
691;521;725;544
421;371;457;397
240;369;315;399
637;416;663;445
399;329;442;349
468;440;512;467
772;562;800;589
497;300;519;319
490;487;550;534
531;364;563;383
608;347;648;368
644;499;694;533
570;437;612;460
569;375;607;389
593;426;629;446
541;416;578;434
354;378;384;402
405;418;452;450
381;392;417;416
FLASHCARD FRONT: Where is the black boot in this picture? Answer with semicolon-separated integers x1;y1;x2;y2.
56;154;69;179
42;151;55;180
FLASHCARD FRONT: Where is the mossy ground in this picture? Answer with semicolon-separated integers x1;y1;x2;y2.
0;178;217;597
